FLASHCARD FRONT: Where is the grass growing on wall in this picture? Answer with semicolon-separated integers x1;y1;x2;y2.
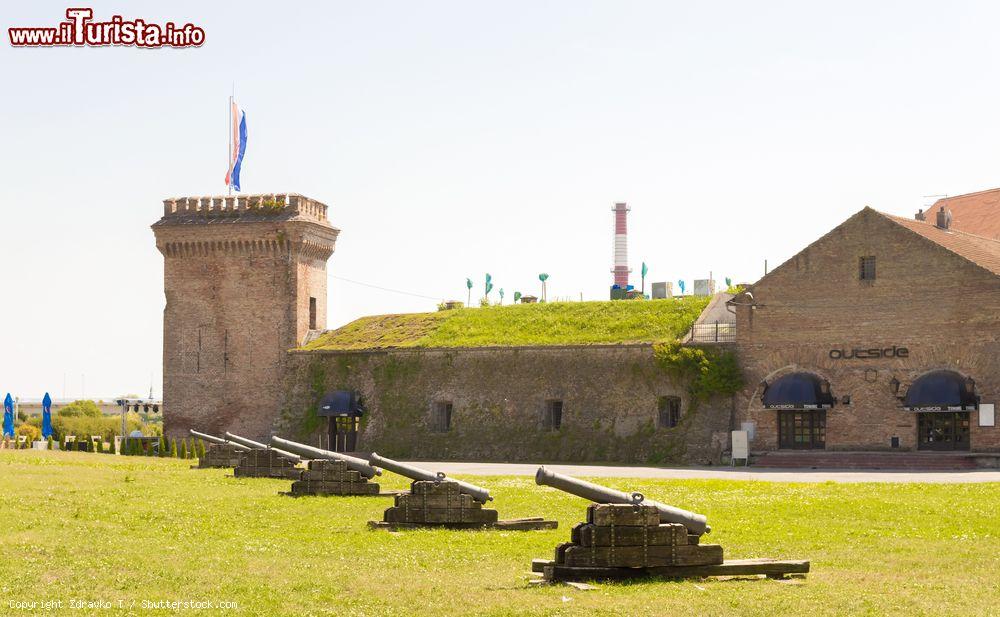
302;297;711;350
1;451;998;616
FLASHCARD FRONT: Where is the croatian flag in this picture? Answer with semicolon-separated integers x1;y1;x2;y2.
225;99;248;191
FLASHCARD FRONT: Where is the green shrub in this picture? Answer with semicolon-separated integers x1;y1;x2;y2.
52;411;143;444
159;435;168;457
178;440;187;459
16;424;41;443
56;400;103;418
653;340;744;404
170;440;178;458
46;436;54;450
196;439;206;460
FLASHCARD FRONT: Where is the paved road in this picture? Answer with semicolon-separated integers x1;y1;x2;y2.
415;461;1000;483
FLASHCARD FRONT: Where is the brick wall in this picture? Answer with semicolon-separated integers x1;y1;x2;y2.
276;344;733;464
733;208;1000;452
152;194;338;440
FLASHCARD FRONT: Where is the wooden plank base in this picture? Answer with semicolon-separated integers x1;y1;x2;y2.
279;490;401;498
532;558;810;581
562;543;724;568
231;468;302;479
382;506;498;524
369;518;558;531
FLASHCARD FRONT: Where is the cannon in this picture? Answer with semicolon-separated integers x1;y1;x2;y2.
189;429;250;468
270;436;380;479
369;452;492;503
189;429;251;451
366;454;556;530
535;466;710;536
224;432;303;462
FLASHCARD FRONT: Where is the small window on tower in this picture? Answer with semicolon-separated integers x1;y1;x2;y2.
859;256;876;281
309;297;317;330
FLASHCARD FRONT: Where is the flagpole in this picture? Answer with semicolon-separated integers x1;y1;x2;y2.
227;90;232;196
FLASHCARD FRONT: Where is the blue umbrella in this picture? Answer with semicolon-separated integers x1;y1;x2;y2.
42;392;53;439
2;393;13;438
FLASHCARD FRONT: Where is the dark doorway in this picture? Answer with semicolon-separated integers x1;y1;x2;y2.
917;412;970;451
777;410;826;449
309;297;317;330
330;416;359;452
318;390;364;453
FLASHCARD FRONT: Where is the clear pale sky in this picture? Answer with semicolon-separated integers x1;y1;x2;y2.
3;1;1000;399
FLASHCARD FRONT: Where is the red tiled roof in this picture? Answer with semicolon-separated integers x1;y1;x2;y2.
881;211;1000;277
919;188;1000;240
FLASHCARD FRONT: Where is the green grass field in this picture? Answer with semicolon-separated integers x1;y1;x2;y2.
1;451;997;616
302;298;710;351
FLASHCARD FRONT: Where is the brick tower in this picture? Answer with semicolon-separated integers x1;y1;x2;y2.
152;193;339;440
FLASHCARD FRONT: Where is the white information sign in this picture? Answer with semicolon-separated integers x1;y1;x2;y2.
979;403;995;427
731;430;749;466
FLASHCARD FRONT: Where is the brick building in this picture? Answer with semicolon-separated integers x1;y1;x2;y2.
151;193;338;439
152;190;999;464
731;206;1000;455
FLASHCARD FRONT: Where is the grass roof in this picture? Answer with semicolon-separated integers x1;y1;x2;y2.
300;297;712;351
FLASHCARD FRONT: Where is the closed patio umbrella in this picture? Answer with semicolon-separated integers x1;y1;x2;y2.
42;392;53;439
2;393;13;438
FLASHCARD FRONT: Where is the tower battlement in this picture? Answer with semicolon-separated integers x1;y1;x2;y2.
152;191;338;441
160;193;328;223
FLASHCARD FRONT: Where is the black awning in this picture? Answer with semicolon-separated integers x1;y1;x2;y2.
903;370;977;411
762;372;835;409
317;390;364;417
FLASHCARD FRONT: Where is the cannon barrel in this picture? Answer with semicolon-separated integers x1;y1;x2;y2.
369;452;492;503
270;436;380;479
224;432;302;463
189;429;251;451
535;466;710;535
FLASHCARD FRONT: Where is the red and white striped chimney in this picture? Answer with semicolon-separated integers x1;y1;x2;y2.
611;202;631;287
